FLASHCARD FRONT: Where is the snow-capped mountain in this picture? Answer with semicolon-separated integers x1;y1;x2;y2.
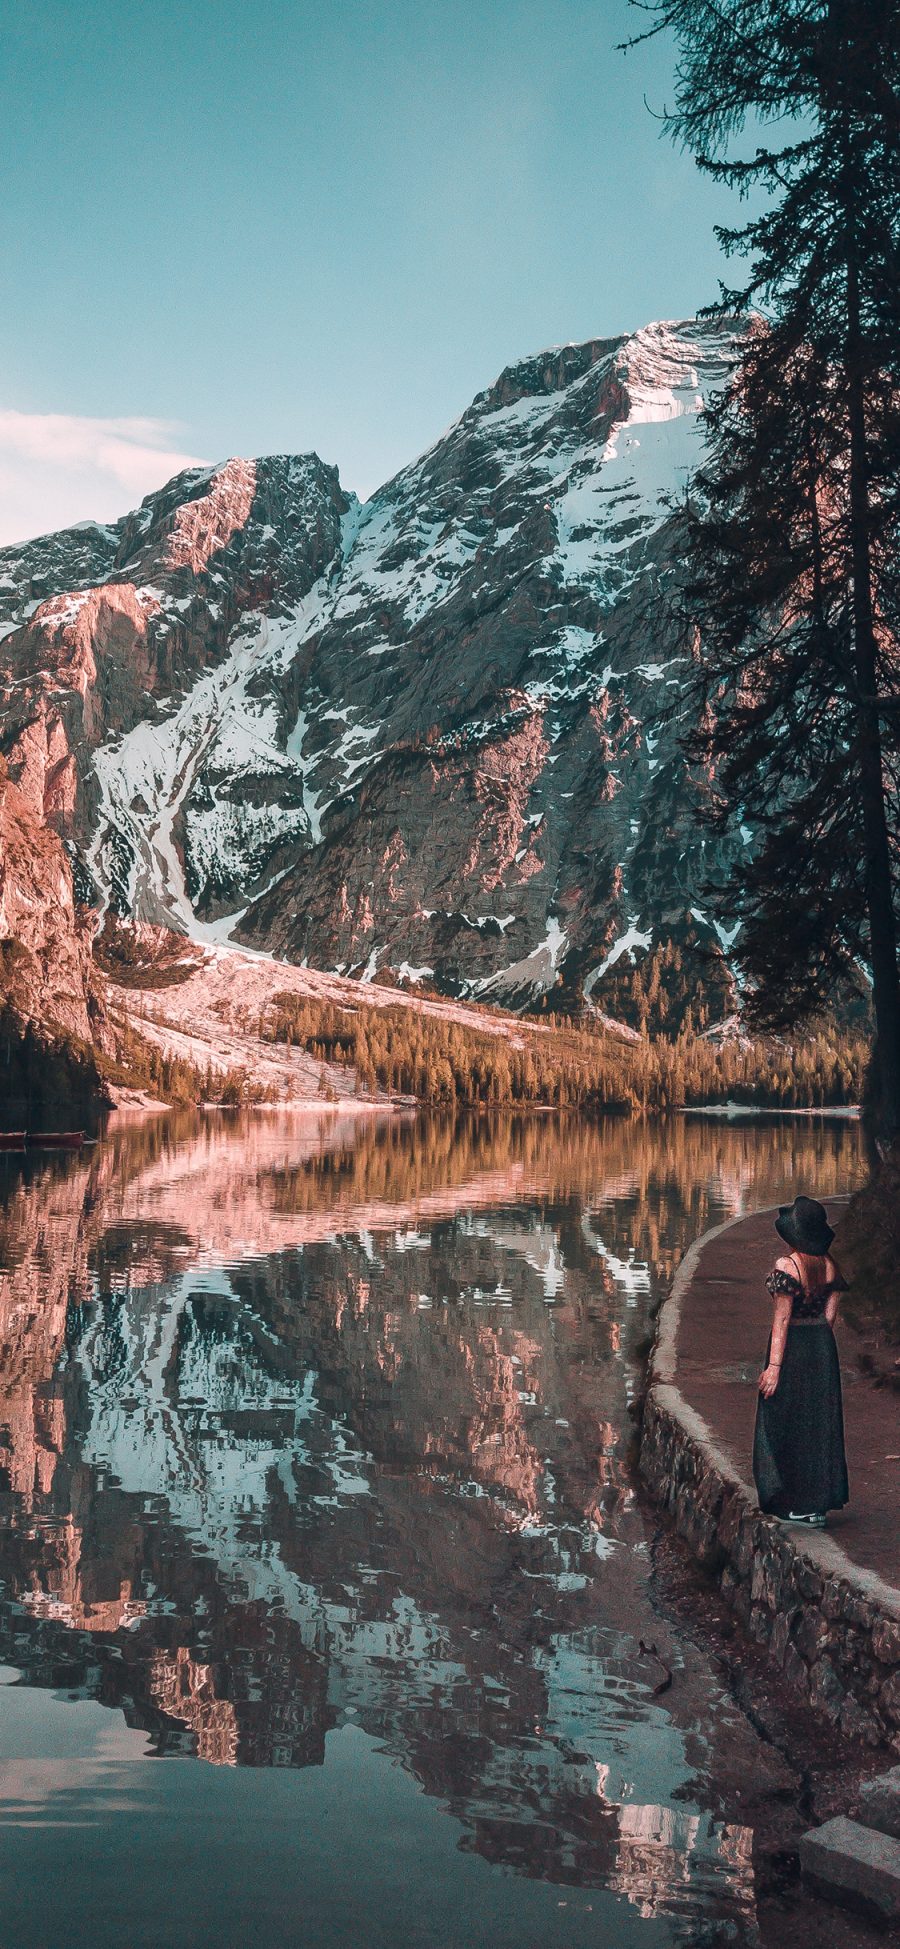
0;317;740;1005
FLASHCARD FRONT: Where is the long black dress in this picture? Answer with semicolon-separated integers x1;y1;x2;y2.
752;1263;849;1517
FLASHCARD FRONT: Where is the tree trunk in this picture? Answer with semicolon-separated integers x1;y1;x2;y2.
845;250;900;1141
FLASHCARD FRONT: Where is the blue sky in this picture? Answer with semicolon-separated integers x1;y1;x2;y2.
0;0;745;540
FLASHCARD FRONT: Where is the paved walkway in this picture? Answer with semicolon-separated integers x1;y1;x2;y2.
658;1201;900;1599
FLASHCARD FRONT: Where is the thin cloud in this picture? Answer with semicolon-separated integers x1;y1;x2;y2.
0;408;210;546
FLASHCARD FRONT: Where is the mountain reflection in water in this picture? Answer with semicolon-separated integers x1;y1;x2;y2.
0;1109;864;1946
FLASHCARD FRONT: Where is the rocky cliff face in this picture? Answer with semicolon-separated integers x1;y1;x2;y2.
0;757;109;1126
0;318;742;1006
0;760;98;1040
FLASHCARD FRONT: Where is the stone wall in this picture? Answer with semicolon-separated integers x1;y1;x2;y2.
640;1385;900;1755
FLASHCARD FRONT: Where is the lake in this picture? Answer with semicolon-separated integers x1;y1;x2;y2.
0;1108;865;1948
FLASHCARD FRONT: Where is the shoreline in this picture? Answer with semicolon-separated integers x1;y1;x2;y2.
679;1102;861;1119
103;1090;413;1125
100;1092;864;1130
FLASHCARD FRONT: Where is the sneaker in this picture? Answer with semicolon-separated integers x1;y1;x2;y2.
783;1511;817;1524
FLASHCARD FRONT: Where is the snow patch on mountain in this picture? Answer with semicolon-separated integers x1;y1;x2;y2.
88;608;327;928
584;920;654;997
475;917;569;1004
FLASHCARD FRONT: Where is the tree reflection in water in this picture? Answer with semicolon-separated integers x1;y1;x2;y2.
0;1109;865;1941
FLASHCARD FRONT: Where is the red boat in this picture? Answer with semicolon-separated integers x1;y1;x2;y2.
25;1131;85;1150
0;1132;26;1150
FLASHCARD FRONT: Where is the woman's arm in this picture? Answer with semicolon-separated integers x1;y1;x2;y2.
759;1260;794;1396
825;1255;846;1326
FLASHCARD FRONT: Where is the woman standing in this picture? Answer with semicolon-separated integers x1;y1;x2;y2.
753;1196;849;1527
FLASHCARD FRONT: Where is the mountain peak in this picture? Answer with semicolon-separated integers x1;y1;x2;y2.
469;315;739;427
0;314;745;1011
472;335;626;418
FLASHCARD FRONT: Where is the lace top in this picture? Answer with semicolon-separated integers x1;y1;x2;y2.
765;1260;847;1320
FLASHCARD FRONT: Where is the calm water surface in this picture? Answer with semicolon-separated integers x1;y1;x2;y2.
0;1110;865;1948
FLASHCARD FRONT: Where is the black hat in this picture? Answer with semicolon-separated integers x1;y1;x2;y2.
775;1196;834;1255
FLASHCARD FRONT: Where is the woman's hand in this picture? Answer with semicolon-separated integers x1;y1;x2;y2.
758;1363;781;1397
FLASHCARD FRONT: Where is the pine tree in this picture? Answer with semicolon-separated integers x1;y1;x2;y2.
627;0;900;1137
